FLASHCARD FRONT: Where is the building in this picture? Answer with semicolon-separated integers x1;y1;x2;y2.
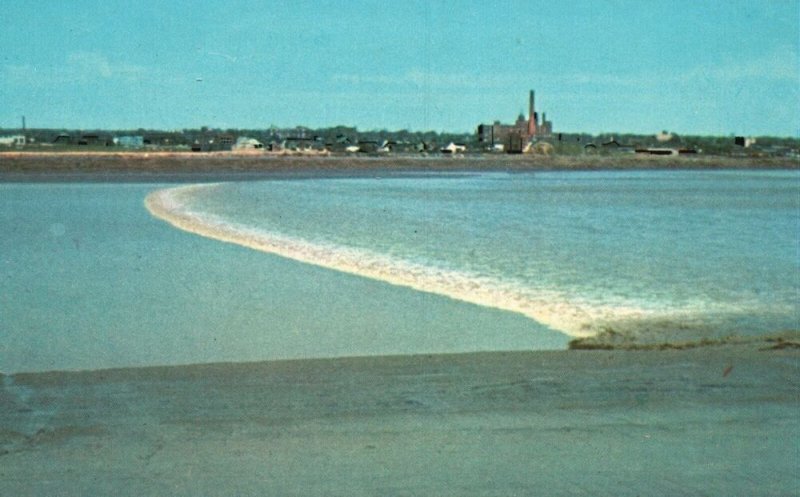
734;136;756;148
233;137;264;150
143;135;168;147
538;112;553;137
53;134;72;145
477;114;528;148
477;90;554;152
78;134;112;146
635;147;678;156
189;133;239;152
440;142;467;154
115;136;144;148
0;135;26;147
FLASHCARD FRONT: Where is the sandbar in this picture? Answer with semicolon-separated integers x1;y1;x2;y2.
1;343;798;496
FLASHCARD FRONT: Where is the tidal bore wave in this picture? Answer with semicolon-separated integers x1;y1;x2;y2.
144;184;767;339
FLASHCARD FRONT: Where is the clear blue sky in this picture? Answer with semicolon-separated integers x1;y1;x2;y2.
1;0;798;136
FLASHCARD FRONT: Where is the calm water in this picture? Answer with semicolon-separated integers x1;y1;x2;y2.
1;182;564;374
2;170;798;372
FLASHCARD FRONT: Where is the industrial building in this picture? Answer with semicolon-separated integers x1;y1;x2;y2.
477;90;553;152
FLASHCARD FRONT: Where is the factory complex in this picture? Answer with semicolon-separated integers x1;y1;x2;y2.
477;90;554;153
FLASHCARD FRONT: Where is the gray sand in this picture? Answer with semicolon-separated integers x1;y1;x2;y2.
1;346;798;496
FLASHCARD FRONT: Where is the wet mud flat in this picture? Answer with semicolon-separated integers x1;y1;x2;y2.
0;151;796;183
1;344;798;496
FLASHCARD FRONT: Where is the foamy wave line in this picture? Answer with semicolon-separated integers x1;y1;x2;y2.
146;184;672;337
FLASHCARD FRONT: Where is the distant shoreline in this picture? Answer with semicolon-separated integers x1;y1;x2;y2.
0;151;796;182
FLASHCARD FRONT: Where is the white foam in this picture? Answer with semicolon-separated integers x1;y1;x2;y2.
145;184;737;338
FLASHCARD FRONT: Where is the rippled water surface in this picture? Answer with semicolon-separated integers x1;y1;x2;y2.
2;170;797;372
163;170;799;339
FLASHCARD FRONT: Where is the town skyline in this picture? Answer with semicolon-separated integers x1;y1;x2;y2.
2;1;798;137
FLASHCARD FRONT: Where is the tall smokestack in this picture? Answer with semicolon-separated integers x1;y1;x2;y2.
527;90;536;137
21;115;26;132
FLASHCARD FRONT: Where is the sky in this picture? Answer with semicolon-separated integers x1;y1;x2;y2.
1;0;798;136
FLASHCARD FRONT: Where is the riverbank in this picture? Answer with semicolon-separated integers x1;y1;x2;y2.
2;343;798;496
0;151;796;182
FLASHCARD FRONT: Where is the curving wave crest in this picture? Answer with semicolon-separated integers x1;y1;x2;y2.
144;183;778;339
